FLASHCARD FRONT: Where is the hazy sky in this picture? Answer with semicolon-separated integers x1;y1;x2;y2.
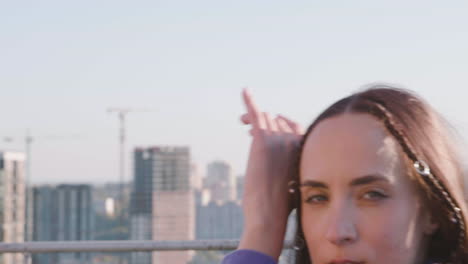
1;0;467;184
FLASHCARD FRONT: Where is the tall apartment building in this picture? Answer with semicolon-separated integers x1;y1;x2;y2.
130;148;156;264
0;151;25;264
32;184;94;264
130;146;193;264
204;161;236;202
32;186;56;264
153;190;194;264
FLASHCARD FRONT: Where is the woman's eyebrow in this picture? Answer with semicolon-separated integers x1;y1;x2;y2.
299;174;389;189
299;180;328;188
350;174;389;186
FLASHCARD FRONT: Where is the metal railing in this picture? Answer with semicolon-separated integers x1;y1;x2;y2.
0;240;295;253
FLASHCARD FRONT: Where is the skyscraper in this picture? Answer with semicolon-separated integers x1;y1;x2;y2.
32;185;56;264
153;190;194;264
0;151;26;264
32;184;94;264
130;147;156;264
130;146;193;264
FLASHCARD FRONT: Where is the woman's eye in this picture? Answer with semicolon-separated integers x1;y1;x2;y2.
362;190;388;201
305;194;328;204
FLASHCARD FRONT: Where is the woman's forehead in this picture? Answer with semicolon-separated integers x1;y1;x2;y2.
300;113;405;183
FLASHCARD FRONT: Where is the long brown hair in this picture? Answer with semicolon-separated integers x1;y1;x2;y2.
292;85;468;264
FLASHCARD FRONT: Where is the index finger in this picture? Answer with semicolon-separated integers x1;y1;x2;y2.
242;88;264;129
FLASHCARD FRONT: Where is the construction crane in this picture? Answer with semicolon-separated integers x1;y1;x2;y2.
107;108;153;264
107;108;153;226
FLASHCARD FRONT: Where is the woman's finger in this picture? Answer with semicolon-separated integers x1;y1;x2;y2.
277;114;303;135
263;112;278;132
240;113;251;124
242;89;266;129
275;116;293;133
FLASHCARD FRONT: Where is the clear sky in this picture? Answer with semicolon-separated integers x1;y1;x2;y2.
1;0;467;184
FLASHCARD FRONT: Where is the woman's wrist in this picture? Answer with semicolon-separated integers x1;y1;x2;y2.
238;222;287;261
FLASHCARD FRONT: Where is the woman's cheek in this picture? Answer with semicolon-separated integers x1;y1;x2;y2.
361;202;421;261
301;209;331;254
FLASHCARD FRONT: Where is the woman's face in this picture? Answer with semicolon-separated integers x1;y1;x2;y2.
300;113;432;264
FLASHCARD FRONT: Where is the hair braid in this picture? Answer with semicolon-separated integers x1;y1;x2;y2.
360;98;466;262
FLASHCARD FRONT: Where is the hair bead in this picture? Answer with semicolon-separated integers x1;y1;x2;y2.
414;160;431;176
288;180;297;193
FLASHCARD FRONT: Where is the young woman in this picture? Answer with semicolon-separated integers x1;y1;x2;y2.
222;85;468;264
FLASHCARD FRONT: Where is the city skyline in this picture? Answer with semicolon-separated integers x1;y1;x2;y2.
24;146;246;264
1;1;468;184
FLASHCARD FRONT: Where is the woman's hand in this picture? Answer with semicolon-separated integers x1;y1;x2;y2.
238;89;303;260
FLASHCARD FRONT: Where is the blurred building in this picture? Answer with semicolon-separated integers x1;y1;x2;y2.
93;182;131;219
131;148;159;215
130;146;193;264
203;161;236;203
236;175;244;201
130;148;156;264
32;186;56;264
25;185;34;241
153;190;194;264
192;162;243;264
32;184;94;264
194;189;211;207
195;200;243;240
0;151;26;264
92;182;131;264
192;199;243;264
190;163;202;191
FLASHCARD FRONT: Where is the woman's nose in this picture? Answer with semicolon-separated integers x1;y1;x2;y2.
325;205;358;246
